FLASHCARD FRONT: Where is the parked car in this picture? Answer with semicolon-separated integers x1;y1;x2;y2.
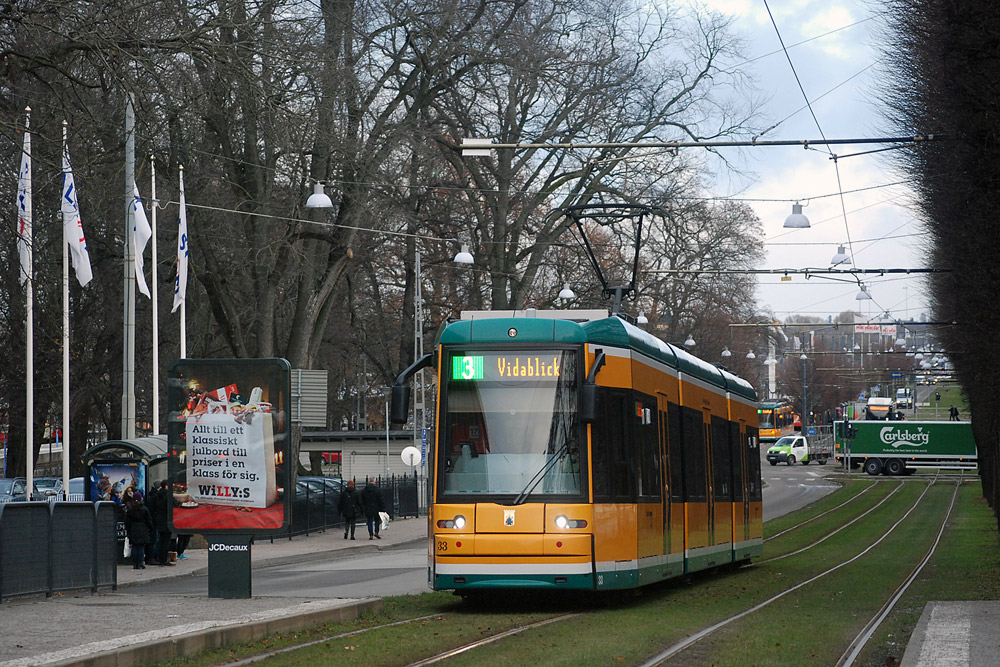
0;478;39;503
34;477;63;497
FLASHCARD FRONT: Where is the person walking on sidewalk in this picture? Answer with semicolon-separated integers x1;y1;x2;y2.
338;480;362;540
361;480;386;540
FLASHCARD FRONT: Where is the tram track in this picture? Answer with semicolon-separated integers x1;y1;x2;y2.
764;479;879;542
758;480;904;564
638;478;948;666
835;481;961;667
198;477;965;667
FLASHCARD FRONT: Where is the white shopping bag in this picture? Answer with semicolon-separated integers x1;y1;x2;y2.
185;412;277;508
378;511;390;531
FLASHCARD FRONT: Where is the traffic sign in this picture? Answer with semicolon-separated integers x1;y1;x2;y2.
890;372;902;378
807;427;818;436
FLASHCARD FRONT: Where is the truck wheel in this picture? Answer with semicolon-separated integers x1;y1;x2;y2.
787;455;796;465
802;459;809;465
769;461;777;466
885;459;905;476
864;458;883;476
817;458;827;465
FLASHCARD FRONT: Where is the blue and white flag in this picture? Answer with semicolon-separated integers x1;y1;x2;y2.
16;128;31;285
131;183;152;297
172;168;189;313
62;144;93;287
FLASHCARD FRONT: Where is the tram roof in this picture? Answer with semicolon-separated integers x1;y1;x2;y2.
438;312;756;400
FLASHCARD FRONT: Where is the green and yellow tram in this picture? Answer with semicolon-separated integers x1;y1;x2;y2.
392;310;763;592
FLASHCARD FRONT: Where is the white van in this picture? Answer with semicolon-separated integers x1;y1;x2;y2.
895;387;913;409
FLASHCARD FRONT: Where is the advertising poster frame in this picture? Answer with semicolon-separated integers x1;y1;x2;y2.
167;358;292;536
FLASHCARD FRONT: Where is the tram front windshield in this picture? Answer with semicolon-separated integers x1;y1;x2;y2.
439;349;583;502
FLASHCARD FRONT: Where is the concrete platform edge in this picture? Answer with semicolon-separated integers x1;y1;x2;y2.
46;599;384;667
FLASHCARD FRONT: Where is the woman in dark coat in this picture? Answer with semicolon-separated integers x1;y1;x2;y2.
125;496;155;569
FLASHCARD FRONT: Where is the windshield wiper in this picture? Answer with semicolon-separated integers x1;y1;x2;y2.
509;442;569;506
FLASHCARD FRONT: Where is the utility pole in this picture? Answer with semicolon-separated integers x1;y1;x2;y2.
122;96;136;439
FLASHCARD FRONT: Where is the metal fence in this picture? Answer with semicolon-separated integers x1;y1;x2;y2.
0;501;118;602
275;472;420;540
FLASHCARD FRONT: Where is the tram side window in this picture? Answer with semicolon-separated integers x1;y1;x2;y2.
711;416;732;502
593;390;634;502
636;392;660;500
730;421;744;503
667;403;684;503
746;426;762;501
681;406;707;502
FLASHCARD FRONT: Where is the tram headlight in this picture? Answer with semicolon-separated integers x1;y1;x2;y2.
436;514;468;530
554;515;587;529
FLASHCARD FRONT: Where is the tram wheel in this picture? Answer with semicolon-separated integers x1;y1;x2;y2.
787;455;796;465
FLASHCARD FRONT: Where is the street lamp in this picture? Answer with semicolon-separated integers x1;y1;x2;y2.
305;182;333;209
684;334;696;348
558;283;576;300
721;347;732;359
746;350;756;360
783;201;810;228
830;244;851;266
453;243;474;264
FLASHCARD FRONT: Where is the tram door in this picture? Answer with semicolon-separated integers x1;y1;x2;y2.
731;421;748;545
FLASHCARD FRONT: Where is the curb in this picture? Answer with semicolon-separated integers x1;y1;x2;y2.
47;599;383;667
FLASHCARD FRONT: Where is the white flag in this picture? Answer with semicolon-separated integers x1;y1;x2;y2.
172;170;189;313
131;183;152;297
62;145;93;287
16;129;31;285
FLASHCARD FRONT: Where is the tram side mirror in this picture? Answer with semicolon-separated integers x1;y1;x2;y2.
390;384;411;424
580;383;599;423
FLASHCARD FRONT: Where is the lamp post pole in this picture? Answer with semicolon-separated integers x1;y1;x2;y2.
383;388;390;479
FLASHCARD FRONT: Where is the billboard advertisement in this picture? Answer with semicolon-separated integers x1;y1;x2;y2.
167;359;291;535
89;461;146;502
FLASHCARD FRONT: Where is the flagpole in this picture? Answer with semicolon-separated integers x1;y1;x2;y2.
20;108;34;497
62;122;71;497
123;96;136;439
150;156;159;435
177;165;188;358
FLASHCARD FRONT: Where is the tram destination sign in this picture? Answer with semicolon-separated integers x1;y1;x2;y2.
451;351;570;381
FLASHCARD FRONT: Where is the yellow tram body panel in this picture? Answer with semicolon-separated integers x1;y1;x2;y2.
426;314;762;592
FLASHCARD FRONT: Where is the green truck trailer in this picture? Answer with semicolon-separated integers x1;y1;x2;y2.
833;420;977;476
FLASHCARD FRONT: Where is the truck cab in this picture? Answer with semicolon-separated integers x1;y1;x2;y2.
766;435;808;466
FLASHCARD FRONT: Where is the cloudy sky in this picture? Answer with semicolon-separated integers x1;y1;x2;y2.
698;0;928;326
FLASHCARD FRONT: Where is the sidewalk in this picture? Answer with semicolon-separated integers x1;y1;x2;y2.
0;517;428;667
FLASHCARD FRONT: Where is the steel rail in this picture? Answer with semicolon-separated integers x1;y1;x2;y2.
217;614;443;666
639;477;939;666
837;481;962;666
763;479;882;542
759;481;904;563
406;614;581;666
